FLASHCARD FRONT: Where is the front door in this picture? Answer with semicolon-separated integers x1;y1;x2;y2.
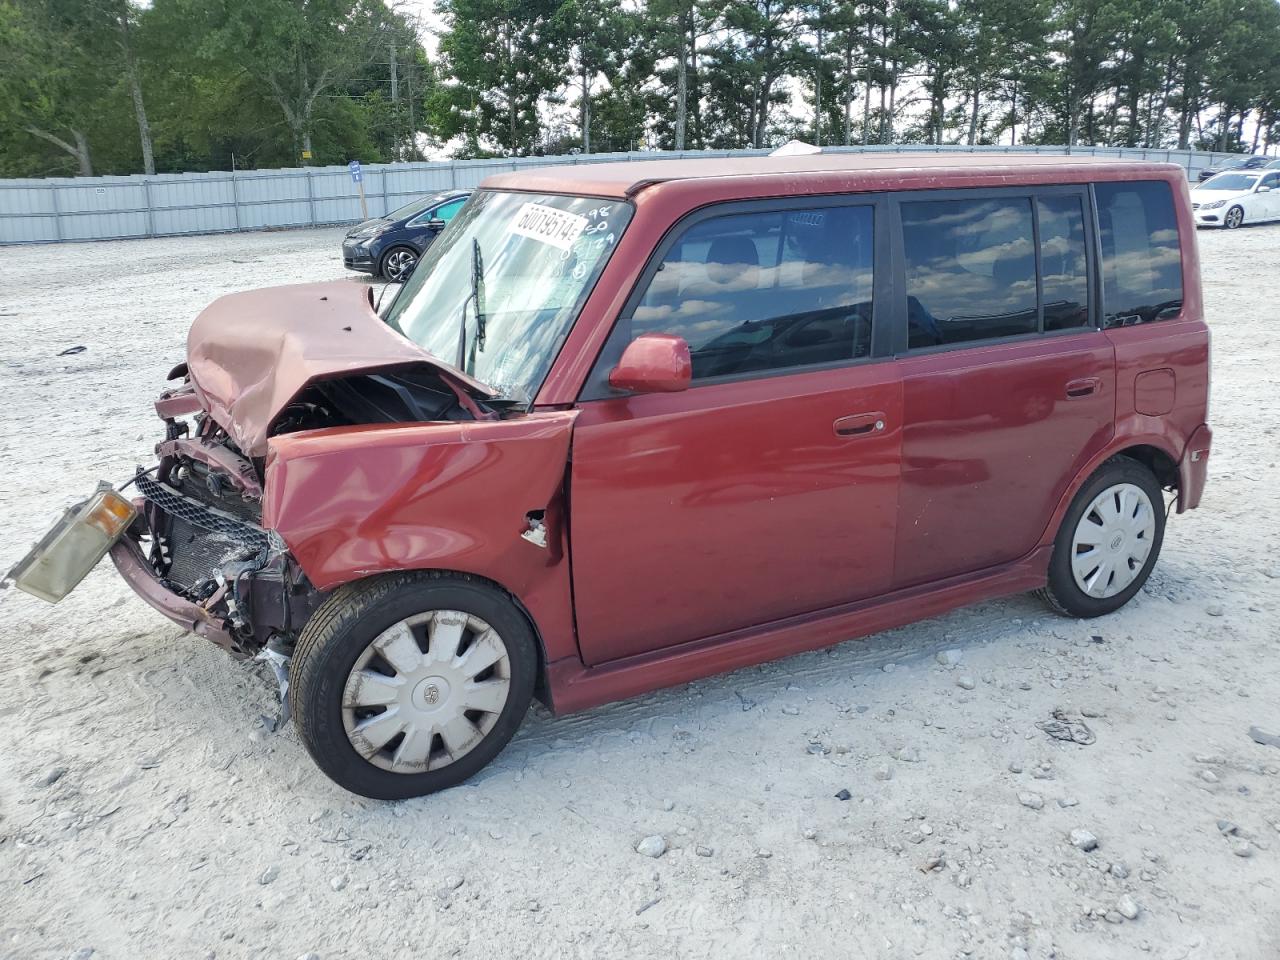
568;199;901;666
889;189;1116;588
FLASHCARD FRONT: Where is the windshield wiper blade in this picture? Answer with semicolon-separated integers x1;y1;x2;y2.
456;237;487;374
472;238;487;353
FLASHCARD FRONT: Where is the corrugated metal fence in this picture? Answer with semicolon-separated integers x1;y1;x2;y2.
0;144;1237;245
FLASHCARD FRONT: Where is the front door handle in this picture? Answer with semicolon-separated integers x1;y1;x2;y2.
1065;377;1101;399
834;412;886;437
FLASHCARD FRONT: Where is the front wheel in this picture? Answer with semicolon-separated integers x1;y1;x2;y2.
1224;205;1245;229
1037;457;1166;618
379;246;419;282
289;572;538;799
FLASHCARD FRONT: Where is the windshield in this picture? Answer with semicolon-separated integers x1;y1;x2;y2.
384;190;632;403
1201;173;1259;191
387;193;450;221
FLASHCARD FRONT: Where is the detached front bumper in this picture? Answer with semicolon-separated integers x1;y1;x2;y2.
110;469;324;658
110;533;240;655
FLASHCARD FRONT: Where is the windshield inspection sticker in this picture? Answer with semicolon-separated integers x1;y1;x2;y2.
510;202;589;251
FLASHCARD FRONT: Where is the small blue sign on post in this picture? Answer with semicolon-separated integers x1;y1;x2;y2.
349;160;368;219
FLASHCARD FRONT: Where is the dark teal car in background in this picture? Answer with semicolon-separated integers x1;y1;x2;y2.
341;189;470;282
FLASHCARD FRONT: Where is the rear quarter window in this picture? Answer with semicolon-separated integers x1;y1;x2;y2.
1095;180;1183;327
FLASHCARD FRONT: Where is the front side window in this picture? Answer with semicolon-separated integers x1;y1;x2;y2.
434;198;466;222
903;197;1038;348
627;205;874;380
1095;180;1183;327
385;190;632;402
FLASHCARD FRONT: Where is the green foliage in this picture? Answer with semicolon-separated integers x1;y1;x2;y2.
430;0;567;155
3;0;1280;178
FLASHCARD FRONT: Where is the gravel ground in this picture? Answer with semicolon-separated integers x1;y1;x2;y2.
1;223;1279;960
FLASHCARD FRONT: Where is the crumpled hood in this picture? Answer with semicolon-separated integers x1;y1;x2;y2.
186;280;493;458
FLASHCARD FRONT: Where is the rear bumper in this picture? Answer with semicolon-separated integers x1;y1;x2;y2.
1177;423;1212;512
109;533;243;657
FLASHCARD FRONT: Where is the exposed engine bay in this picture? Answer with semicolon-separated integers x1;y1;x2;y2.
274;368;482;436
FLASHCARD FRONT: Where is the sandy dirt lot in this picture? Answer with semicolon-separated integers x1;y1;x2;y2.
1;221;1278;960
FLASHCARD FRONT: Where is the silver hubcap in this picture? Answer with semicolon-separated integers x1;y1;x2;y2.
1071;482;1156;599
1227;207;1242;228
385;249;416;280
342;611;511;773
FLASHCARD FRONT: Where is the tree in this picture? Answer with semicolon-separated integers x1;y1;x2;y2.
160;0;394;163
0;0;120;175
703;0;807;148
554;0;635;153
432;0;566;155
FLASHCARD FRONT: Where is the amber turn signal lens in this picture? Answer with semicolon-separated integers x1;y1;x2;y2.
85;490;136;537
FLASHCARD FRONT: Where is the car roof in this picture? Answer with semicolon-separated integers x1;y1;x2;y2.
480;152;1180;199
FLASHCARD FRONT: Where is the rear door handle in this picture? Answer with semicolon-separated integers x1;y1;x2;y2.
834;412;886;437
1065;377;1101;399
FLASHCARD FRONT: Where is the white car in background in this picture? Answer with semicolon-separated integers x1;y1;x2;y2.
1190;169;1280;228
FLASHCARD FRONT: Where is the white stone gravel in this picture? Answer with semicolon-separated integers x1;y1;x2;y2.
1;223;1279;959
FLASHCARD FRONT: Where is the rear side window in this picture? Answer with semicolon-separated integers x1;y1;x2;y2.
628;205;874;380
902;198;1038;348
1095;181;1183;326
1038;196;1091;331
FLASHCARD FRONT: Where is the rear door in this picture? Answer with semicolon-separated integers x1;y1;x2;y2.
889;187;1116;588
569;198;902;666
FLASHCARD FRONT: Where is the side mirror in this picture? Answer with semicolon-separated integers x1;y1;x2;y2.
609;334;692;394
1258;185;1272;193
426;217;447;231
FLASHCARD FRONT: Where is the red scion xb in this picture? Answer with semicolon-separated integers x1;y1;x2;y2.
8;154;1211;798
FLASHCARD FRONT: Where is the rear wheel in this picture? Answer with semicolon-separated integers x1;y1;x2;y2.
290;572;537;799
379;246;418;282
1224;205;1245;229
1037;458;1166;618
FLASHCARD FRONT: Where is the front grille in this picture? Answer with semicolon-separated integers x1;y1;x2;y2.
179;460;261;524
136;473;268;594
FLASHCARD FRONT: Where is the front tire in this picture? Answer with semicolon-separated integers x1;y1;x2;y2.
1224;205;1245;229
290;572;538;799
379;246;419;282
1037;457;1166;618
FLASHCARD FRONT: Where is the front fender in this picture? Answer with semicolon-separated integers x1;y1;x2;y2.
261;412;579;660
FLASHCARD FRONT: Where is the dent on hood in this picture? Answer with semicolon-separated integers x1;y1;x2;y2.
185;281;496;457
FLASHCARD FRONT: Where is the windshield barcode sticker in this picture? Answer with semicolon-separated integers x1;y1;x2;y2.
510;202;589;250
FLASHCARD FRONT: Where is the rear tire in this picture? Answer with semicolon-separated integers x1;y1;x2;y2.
1037;457;1166;618
290;571;537;799
1224;205;1245;229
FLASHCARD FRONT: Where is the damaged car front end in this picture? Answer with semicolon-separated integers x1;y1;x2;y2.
113;397;318;661
9;187;630;799
11;278;507;670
